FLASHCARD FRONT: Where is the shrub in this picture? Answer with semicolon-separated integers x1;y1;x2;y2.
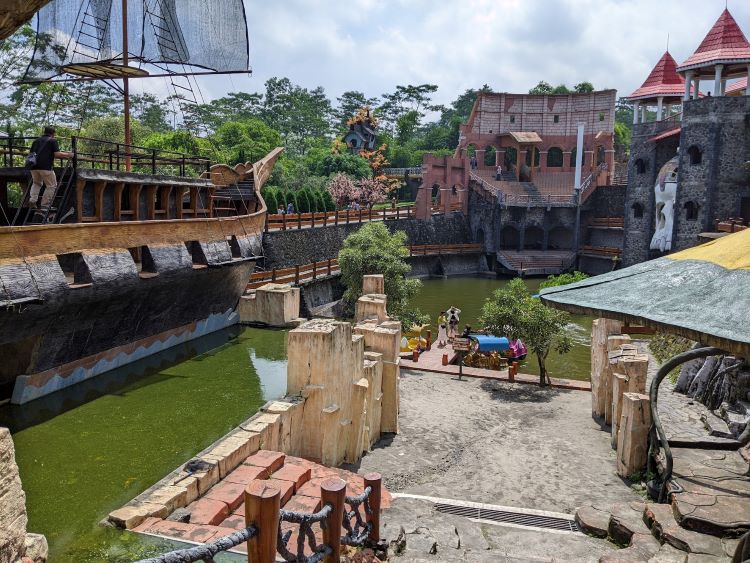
539;271;589;290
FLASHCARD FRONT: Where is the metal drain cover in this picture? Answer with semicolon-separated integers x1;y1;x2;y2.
434;502;580;533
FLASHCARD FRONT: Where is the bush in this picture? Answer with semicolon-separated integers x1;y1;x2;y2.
262;188;278;213
296;188;311;213
649;332;695;382
321;189;336;211
539;271;589;290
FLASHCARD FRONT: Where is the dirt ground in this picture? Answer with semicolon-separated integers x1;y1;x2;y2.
353;369;642;515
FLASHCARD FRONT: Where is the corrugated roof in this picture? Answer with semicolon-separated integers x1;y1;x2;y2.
726;77;748;95
677;9;750;71
628;52;687;101
540;229;750;357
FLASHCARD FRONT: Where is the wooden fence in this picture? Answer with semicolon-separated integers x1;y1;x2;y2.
247;243;484;290
264;203;463;232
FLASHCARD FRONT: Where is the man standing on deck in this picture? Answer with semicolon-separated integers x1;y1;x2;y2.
28;126;73;209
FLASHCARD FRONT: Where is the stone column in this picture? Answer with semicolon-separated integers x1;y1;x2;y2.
476;149;485;169
640;105;647;123
747;67;750;95
562;151;572;172
684;71;693;101
539;150;548;173
604;336;634;425
656;96;664;121
632;101;640;124
713;65;723;97
692;77;700;100
515;146;523;179
610;354;649;448
616;393;651;477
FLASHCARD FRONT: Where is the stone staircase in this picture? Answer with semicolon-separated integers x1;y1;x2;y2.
576;444;750;561
576;501;740;561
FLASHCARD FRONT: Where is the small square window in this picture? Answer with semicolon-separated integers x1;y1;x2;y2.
553;115;559;123
599;112;605;122
510;115;516;124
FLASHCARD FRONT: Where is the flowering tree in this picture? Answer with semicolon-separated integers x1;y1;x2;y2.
326;173;355;208
354;177;389;207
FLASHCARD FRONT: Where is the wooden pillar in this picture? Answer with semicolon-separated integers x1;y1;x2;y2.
610;373;628;449
515;145;522;180
364;473;382;542
321;478;346;563
604;336;633;425
611;354;649;448
616;393;651;477
589;318;623;419
245;480;281;563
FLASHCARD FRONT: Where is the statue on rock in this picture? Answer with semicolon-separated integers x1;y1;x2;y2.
650;154;679;252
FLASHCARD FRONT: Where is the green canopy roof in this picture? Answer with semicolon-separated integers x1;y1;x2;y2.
540;230;750;357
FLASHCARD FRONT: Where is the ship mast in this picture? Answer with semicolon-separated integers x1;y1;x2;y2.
122;0;131;171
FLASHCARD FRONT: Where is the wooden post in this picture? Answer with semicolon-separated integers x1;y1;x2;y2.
272;268;276;282
327;259;332;276
323;212;327;227
616;393;651;477
335;210;339;226
359;207;362;223
321;478;346;563
364;473;382;542
311;212;315;228
297;212;301;229
312;261;317;280
245;480;281;563
396;207;400;220
294;265;299;284
282;213;286;230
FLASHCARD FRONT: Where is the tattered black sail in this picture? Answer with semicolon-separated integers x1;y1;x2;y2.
24;0;250;81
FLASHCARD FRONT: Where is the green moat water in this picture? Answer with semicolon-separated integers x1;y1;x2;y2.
0;326;288;562
0;277;592;561
409;277;592;380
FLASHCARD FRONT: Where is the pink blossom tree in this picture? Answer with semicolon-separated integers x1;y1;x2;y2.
354;177;389;208
326;173;355;209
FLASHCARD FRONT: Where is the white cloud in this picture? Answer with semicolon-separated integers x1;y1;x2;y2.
193;0;750;106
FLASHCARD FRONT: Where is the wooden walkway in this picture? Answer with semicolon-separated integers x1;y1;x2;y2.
400;340;591;392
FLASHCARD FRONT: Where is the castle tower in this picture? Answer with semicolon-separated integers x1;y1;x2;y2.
676;9;750;98
626;51;690;123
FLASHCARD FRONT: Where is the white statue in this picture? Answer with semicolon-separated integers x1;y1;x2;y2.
650;155;679;252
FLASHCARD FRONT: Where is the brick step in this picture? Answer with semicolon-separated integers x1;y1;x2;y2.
133;450;391;557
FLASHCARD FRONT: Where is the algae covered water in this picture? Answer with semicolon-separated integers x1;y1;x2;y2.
408;277;592;381
0;326;288;562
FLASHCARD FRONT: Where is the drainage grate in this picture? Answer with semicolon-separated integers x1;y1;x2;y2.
434;502;580;533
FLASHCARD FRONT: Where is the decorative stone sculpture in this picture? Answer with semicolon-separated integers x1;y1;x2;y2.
650;155;679;252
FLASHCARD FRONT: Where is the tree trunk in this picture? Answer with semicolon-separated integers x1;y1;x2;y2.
537;353;548;387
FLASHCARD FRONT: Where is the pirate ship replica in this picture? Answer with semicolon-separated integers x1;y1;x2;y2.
0;0;279;403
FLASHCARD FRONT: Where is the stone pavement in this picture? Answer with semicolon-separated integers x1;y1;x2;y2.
131;450;391;556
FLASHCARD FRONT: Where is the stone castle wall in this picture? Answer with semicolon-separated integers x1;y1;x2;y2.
621;120;680;266
672;97;750;251
262;214;471;270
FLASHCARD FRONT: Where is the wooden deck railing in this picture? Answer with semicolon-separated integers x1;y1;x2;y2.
590;217;625;228
264;202;462;233
247;244;483;290
581;245;622;257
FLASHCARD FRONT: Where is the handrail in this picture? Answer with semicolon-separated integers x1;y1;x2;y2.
647;347;724;503
382;166;423;176
136;525;258;563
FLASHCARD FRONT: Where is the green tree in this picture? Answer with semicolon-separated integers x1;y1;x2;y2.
262;187;278;213
131;93;171;132
212;118;283;165
573;81;595;93
338;222;424;323
333;91;378;131
528;81;554;95
304;147;371;179
479;279;572;385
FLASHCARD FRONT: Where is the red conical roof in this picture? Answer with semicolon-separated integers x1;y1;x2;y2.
677;9;750;71
627;51;687;100
726;77;747;95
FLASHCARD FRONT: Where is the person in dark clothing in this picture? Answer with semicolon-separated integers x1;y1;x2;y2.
461;325;472;338
28;126;72;208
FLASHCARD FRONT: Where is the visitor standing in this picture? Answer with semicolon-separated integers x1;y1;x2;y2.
286;201;295;214
437;311;448;347
496;164;503;180
27;126;73;209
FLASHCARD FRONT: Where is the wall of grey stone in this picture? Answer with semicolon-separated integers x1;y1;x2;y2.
261;213;471;269
298;276;344;318
621;120;680;266
492;206;578;251
578;256;616;276
673;96;750;251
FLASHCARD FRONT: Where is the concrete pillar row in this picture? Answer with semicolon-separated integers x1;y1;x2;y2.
713;64;723;97
684;71;693;101
747;66;750;95
692;77;700;100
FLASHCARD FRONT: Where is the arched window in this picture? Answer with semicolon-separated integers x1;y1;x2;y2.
466;144;477;157
687;145;702;165
483;145;496;167
504;147;518;169
596;145;605;166
632;202;644;219
635;159;646;174
547;147;563;168
684;201;699;221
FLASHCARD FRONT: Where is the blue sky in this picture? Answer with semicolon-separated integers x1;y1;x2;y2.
130;0;750;106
